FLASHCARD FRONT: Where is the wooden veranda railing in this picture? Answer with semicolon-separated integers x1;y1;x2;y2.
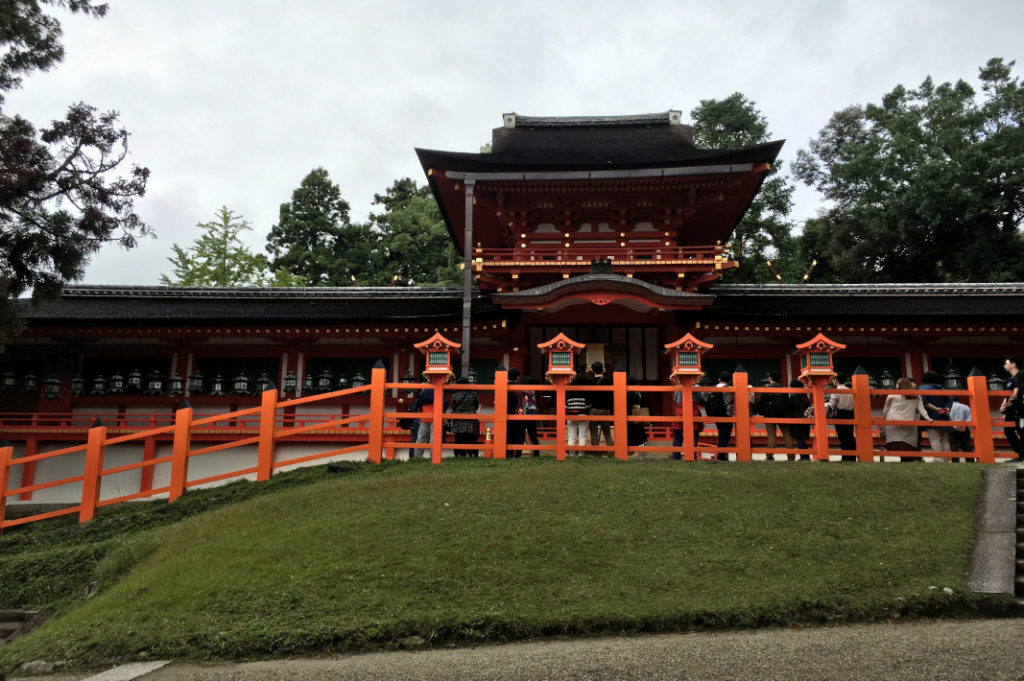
0;369;1016;532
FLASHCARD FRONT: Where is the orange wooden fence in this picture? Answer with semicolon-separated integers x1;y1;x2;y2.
0;369;1016;532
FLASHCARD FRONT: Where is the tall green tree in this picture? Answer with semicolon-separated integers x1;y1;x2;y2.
1;1;149;346
792;58;1024;282
690;93;798;283
160;207;272;286
369;178;460;286
265;168;373;286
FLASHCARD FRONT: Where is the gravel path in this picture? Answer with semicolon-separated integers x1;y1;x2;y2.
20;617;1022;681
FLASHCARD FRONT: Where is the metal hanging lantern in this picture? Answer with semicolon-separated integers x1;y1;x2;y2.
468;366;480;384
879;369;896;389
145;370;164;395
401;370;417;396
43;374;62;399
126;368;143;392
188;369;205;394
316;368;333;393
302;371;314;394
209;374;226;397
255;370;272;394
108;371;125;394
1;369;17;392
90;374;108;395
989;373;1005;391
943;364;962;390
336;373;350;390
231;371;251;395
168;372;185;396
22;372;38;393
351;371;366;388
283;370;298;393
69;374;86;396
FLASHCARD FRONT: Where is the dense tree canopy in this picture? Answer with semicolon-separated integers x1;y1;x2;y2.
160;207;272;286
1;0;149;346
265;167;374;286
690;93;799;283
369;178;460;286
792;58;1024;282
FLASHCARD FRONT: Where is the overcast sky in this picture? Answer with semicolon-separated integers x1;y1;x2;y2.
6;0;1024;286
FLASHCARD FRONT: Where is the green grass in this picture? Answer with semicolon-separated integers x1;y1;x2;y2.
0;459;1007;670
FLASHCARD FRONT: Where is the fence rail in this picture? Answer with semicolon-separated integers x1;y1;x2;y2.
0;369;1016;532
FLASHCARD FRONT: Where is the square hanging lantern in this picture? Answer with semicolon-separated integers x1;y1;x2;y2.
943;364;963;390
255;370;272;394
989;373;1005;392
90;374;108;395
302;371;314;394
188;369;205;394
413;333;461;378
337;373;350;390
316;368;333;393
537;332;585;379
283;370;298;393
43;374;61;399
351;371;366;388
2;369;18;392
168;372;185;396
69;374;86;396
209;374;226;397
795;333;846;380
108;371;125;394
126;369;143;393
232;371;251;395
145;370;164;395
22;372;38;393
663;333;713;379
879;369;896;389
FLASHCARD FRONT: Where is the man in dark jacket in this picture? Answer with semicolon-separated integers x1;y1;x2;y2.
588;362;614;450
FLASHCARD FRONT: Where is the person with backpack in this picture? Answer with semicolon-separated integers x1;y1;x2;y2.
704;371;734;461
755;372;790;461
517;375;541;456
786;379;812;460
588;362;614;451
919;370;953;457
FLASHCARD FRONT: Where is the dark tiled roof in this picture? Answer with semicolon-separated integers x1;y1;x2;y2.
20;286;500;324
510;112;680;128
705;283;1024;318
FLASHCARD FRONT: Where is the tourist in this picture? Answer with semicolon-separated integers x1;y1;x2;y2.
828;373;856;461
1001;356;1024;462
448;376;480;458
881;377;931;460
517;375;541;456
919;370;953;457
506;368;525;457
756;372;790;460
626;378;649;455
948;398;972;462
704;371;734;461
588;362;614;451
787;379;812;460
565;373;591;456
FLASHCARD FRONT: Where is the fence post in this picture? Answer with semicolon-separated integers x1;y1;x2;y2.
852;373;874;462
553;375;568;461
430;375;445;465
968;373;995;464
367;366;387;464
256;388;279;480
79;425;107;523
0;444;11;535
168;405;193;503
808;376;831;461
613;372;628;460
18;437;37;501
733;371;751;462
493;371;508;459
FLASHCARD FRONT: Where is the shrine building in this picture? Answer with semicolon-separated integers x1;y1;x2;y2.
2;111;1023;441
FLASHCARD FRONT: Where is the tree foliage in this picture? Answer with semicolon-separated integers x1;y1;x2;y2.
265;167;373;286
690;93;798;283
369;178;460;286
160;207;271;286
792;58;1024;282
1;0;148;345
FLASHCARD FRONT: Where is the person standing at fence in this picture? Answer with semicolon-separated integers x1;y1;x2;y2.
1001;356;1024;462
566;373;591;456
448;377;480;458
588;362;614;451
828;373;856;461
412;386;437;447
704;371;734;461
919;370;953;457
506;368;525;457
517;376;541;456
756;372;791;461
626;379;649;455
881;377;931;461
948;398;972;462
787;379;812;460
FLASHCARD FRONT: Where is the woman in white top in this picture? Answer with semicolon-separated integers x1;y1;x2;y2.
882;377;932;454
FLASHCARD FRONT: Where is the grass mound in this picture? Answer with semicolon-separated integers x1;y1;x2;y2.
0;459;1002;669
